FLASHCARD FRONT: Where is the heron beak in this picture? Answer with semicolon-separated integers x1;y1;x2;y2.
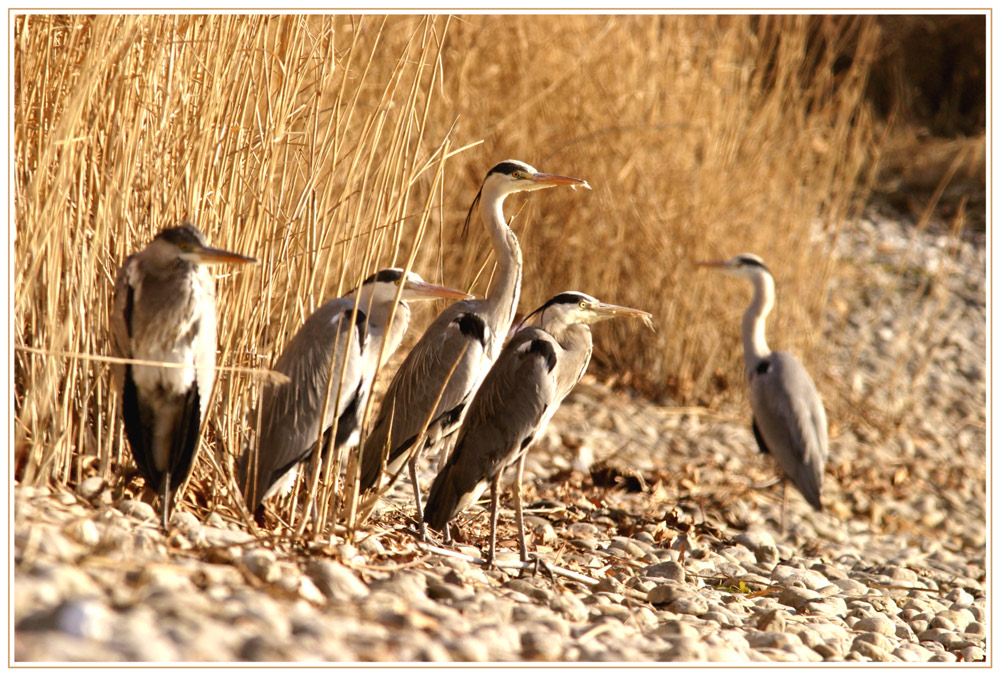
189;245;257;266
593;302;652;320
695;260;730;270
592;302;655;331
403;279;474;301
528;172;592;191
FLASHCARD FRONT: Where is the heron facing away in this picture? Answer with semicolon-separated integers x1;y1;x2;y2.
110;223;256;528
697;253;828;518
237;268;472;519
358;160;590;527
422;291;653;564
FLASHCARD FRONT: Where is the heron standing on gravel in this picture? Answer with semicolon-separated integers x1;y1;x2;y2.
237;268;472;519
110;223;256;528
358;161;590;529
697;253;828;520
423;291;653;563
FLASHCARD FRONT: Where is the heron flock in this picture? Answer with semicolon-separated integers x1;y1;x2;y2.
110;159;829;564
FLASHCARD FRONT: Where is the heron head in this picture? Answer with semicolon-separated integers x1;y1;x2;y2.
151;223;257;267
362;268;473;305
484;160;591;196
463;160;591;236
696;253;771;280
521;291;654;332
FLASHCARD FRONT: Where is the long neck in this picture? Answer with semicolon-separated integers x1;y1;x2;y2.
549;322;592;356
545;321;593;400
361;294;411;368
480;184;523;343
741;271;774;370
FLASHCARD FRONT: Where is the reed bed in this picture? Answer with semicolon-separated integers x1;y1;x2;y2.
15;14;879;534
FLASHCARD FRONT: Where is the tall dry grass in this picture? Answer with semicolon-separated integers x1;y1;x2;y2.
15;14;879;531
424;15;879;404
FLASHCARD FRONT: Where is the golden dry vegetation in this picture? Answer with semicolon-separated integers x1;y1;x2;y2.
16;15;893;532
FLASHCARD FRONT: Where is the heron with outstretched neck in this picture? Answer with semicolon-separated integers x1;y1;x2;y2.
110;223;256;528
423;291;653;564
697;253;828;523
357;160;590;530
237;268;472;522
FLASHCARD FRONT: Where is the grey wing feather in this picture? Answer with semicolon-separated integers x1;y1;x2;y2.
109;255;137;391
749;351;828;510
423;329;558;531
110;255;158;482
240;298;364;509
359;301;487;491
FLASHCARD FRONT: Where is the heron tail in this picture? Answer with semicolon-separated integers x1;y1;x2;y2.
792;465;823;512
422;465;460;533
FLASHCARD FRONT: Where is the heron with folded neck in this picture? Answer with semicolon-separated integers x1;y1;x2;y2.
237;268;472;522
422;291;653;564
110;223;256;528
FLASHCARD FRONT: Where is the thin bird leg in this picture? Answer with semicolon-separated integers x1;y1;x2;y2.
443;522;452;545
486;474;502;567
161;471;172;530
409;450;428;539
514;454;528;562
781;479;788;535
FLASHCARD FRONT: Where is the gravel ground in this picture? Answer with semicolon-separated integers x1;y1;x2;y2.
13;208;987;663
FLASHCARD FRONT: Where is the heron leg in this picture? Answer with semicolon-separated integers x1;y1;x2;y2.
486;474;501;567
443;522;452;545
780;479;788;535
408;452;428;539
514;454;528;563
161;470;172;531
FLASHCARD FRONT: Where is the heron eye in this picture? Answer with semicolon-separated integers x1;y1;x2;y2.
579;301;587;309
511;171;522;179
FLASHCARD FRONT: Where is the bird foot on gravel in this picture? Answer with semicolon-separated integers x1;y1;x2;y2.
518;553;554;580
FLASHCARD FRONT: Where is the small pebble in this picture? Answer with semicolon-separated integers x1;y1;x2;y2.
853;615;896;636
76;477;106;500
67;519;101;547
118;500;157;522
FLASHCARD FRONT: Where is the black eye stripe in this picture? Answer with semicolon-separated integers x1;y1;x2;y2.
155;223;207;248
524;292;595;319
542;292;589;310
363;268;405;286
735;256;770;274
488;161;530;177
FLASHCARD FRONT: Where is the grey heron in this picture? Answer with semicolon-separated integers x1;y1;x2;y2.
357;160;590;528
697;253;828;517
110;223;256;528
422;291;653;563
237;268;472;520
